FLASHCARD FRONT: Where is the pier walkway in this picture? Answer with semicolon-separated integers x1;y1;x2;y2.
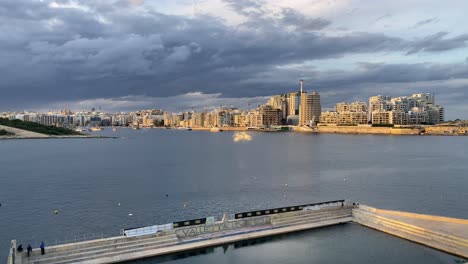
7;202;468;264
353;205;468;258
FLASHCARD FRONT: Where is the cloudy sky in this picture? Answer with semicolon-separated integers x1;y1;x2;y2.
1;0;467;119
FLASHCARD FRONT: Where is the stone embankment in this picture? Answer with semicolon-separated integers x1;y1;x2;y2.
317;125;422;135
424;126;468;136
353;205;468;258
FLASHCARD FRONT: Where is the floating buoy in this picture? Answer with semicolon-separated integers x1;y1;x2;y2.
118;203;121;206
54;210;58;215
128;213;133;216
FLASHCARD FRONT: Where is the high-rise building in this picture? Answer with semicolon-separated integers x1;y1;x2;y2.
287;92;300;116
299;87;321;126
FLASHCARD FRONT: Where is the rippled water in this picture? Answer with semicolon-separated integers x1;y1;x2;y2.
0;129;466;262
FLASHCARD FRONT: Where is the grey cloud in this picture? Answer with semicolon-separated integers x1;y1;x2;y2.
373;14;392;23
280;8;330;31
412;17;439;28
407;32;468;54
0;0;467;117
223;0;330;31
223;0;264;17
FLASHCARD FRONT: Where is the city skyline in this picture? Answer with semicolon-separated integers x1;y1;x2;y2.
1;90;451;129
0;83;456;119
0;0;467;119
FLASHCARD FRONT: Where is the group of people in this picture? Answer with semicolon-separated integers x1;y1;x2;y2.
17;241;45;257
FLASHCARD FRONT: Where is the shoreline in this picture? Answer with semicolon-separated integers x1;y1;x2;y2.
0;135;116;140
186;126;468;136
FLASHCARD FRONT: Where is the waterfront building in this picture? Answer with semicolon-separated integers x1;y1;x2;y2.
369;95;392;121
336;102;367;113
369;93;444;125
259;105;281;126
287;92;300;116
233;113;248;127
320;111;368;125
286;115;299;125
299;91;321;126
372;110;409;125
248;111;263;127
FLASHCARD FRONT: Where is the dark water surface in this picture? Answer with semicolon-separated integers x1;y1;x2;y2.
0;129;467;263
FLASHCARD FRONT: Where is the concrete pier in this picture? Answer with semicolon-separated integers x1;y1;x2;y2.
353;205;468;258
7;202;468;264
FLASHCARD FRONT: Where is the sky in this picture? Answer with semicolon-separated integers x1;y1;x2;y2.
0;0;467;119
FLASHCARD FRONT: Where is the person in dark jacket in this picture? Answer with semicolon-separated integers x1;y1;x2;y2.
17;244;23;252
40;241;45;255
27;244;32;257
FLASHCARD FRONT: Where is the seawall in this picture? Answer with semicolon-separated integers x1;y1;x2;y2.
317;125;422;135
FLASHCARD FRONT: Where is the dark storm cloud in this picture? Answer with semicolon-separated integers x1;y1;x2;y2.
0;0;467;112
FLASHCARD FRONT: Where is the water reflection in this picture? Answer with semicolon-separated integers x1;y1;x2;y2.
122;224;455;264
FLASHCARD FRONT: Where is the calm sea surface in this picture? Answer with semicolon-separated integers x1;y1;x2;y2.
0;129;467;263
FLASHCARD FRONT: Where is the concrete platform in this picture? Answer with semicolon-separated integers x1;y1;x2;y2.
353;205;468;258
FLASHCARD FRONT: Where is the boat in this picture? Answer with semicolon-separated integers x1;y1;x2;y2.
74;127;86;132
132;126;140;130
210;127;223;132
112;127;117;132
90;127;103;132
177;127;192;131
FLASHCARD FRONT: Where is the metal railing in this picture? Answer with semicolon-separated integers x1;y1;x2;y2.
122;223;173;237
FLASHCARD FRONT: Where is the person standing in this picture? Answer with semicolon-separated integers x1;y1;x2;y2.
27;244;32;257
40;241;45;255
